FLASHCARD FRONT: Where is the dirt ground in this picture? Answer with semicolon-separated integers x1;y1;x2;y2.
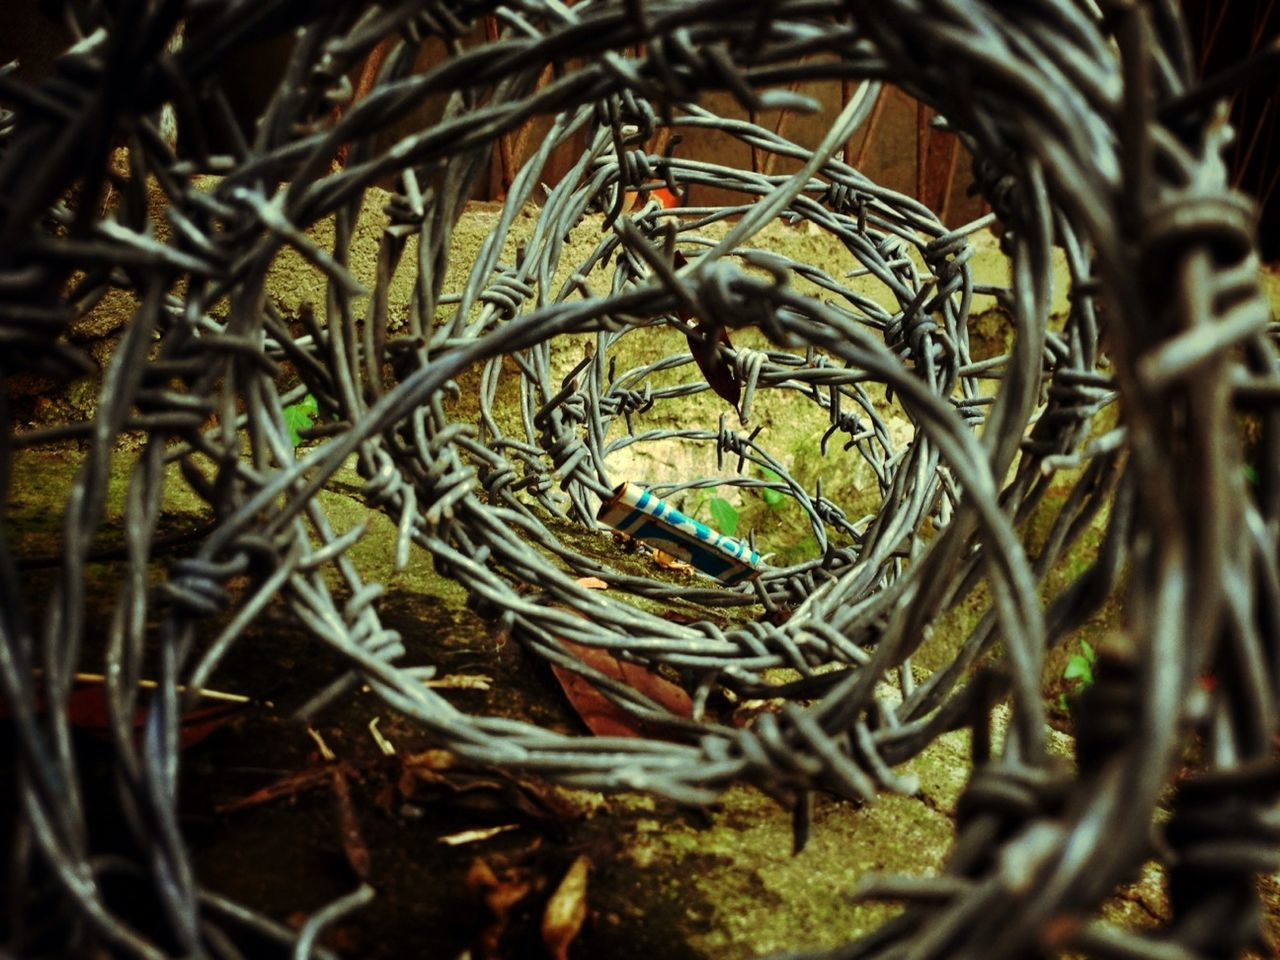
3;443;1190;959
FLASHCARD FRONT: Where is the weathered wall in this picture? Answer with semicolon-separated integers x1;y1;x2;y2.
3;5;976;215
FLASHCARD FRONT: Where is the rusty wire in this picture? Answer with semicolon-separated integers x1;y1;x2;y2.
1;1;1278;957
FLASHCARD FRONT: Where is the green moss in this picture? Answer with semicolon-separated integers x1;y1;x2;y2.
968;307;1015;359
69;285;140;342
590;784;951;958
313;458;469;605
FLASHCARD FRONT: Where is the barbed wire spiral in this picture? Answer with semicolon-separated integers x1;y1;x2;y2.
1;1;1278;957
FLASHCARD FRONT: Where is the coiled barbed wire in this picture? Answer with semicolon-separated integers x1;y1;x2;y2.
1;1;1277;958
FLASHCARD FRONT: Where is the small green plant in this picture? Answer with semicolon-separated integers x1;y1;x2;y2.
760;467;785;508
283;393;319;447
1063;639;1096;688
708;496;739;536
1054;640;1095;716
1058;639;1097;712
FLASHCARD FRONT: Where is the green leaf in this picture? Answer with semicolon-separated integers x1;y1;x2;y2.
1080;640;1096;665
283;394;318;447
1243;463;1259;486
760;467;785;507
1063;655;1093;685
708;497;739;536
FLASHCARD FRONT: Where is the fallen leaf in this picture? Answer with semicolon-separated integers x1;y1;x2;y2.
690;327;740;409
172;699;253;749
550;638;693;738
652;549;693;573
216;766;335;814
403;748;456;770
330;766;371;879
542;856;590;960
674;251;740;410
660;611;700;625
485;871;532;917
575;576;609;590
764;603;796;626
0;674;253;750
467;858;535;960
438;824;521;846
50;679;250;749
609;531;638;552
466;857;498;892
400;752;588;823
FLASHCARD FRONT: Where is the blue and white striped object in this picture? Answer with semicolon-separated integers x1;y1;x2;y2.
597;483;763;586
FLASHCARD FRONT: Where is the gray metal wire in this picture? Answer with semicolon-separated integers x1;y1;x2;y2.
1;1;1277;957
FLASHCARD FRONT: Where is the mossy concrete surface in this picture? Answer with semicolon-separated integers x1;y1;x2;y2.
14;180;1279;433
12;181;1064;430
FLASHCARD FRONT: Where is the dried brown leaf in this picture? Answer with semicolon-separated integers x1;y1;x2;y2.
330;767;371;879
467;858;534;960
652;549;693;572
403;748;456;770
550;638;693;738
8;679;253;750
673;251;740;410
541;856;590;960
216;764;343;813
466;857;500;892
